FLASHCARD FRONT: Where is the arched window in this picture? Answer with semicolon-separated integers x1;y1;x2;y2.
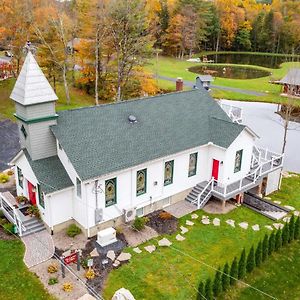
136;169;147;196
188;153;198;177
164;160;174;186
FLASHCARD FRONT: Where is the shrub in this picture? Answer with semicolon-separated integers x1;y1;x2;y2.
0;173;9;183
85;269;95;280
213;267;222;297
159;211;172;220
229;257;238;285
47;263;58;274
16;195;29;204
294;216;300;240
238;248;246;279
132;217;147;231
197;281;205;300
262;234;269;261
222;263;230;291
275;229;282;251
26;205;41;218
6;169;14;176
0;210;4;218
204;278;213;300
246;246;255;273
48;277;58;285
3;223;14;234
66;224;82;237
268;231;275;255
62;282;73;292
255;241;262;267
289;215;295;242
81;256;91;269
282;222;290;246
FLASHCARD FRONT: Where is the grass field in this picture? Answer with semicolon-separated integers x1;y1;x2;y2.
0;239;55;300
103;174;300;300
145;56;300;105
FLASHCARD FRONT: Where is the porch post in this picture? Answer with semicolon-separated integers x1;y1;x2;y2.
221;200;226;211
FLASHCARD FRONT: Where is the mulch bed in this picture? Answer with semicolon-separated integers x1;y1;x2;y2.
55;232;128;294
146;210;178;235
0;225;16;241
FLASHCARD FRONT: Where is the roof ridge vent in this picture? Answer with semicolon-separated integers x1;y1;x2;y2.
128;115;137;123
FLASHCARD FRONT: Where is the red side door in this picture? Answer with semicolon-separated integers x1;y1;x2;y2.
27;181;37;206
212;159;220;181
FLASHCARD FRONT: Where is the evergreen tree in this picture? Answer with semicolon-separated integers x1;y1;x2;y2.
222;262;230;291
275;229;282;251
213;267;222;297
294;217;300;240
238;248;246;279
262;234;269;262
197;281;205;300
205;278;213;300
255;241;262;267
246;246;255;273
268;232;275;255
229;257;238;285
289;215;295;242
282;222;290;246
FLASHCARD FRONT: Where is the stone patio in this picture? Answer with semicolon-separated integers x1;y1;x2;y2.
164;200;197;218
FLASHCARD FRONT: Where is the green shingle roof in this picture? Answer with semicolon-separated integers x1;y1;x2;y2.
51;89;245;181
24;150;73;194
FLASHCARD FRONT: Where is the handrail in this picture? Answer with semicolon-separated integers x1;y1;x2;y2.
197;178;214;209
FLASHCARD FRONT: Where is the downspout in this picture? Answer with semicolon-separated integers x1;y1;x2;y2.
48;195;54;235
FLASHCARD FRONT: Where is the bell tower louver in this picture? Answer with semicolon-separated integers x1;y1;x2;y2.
10;51;58;160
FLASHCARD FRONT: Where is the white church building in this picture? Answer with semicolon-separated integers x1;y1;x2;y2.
9;52;284;237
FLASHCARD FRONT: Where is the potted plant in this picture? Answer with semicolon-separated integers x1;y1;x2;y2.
26;205;41;219
16;195;29;206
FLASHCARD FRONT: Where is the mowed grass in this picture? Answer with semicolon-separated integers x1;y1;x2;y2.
0;78;100;121
103;174;300;300
0;239;55;300
145;55;300;105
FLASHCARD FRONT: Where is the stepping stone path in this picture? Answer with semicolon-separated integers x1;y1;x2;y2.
264;197;271;200
113;260;120;267
176;234;185;241
239;222;248;229
117;252;132;262
201;216;210;225
107;250;115;261
186;220;194;226
273;223;284;230
294;211;300;217
213;218;220;226
158;238;172;247
252;224;260;231
226;219;235;227
90;248;99;257
180;226;189;234
274;200;281;204
283;217;291;223
191;214;199;219
265;225;273;231
284;205;295;211
144;245;156;253
133;247;142;254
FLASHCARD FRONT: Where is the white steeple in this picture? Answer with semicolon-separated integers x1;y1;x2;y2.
10;51;58;105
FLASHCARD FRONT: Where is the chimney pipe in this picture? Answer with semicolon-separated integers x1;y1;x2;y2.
176;77;183;91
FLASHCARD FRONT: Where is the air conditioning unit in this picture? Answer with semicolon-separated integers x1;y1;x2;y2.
124;208;136;223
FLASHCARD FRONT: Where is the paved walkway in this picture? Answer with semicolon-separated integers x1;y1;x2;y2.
157;75;266;96
164;200;197;218
22;230;55;268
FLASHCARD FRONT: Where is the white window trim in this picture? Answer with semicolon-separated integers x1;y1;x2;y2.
136;207;144;217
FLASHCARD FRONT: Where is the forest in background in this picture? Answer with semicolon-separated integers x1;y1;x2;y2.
1;0;300;103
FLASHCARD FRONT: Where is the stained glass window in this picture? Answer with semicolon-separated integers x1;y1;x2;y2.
37;184;45;208
164;160;174;186
76;177;81;198
234;149;243;173
188;153;198;177
17;167;23;188
136;169;147;196
105;178;117;207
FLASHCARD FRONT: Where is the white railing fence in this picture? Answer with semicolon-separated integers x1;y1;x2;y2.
0;193;26;236
197;178;214;209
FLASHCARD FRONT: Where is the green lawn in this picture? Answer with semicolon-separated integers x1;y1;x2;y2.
103;174;300;300
145;56;300;105
0;78;101;121
0;239;55;300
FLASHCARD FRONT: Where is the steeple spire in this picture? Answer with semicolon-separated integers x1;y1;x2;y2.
10;51;58;105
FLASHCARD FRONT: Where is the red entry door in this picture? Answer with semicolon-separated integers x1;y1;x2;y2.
27;181;37;206
212;159;220;181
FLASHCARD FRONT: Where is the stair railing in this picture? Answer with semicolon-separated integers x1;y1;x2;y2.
197;178;214;209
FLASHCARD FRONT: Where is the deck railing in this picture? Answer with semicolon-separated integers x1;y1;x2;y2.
219;102;243;124
0;192;26;236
